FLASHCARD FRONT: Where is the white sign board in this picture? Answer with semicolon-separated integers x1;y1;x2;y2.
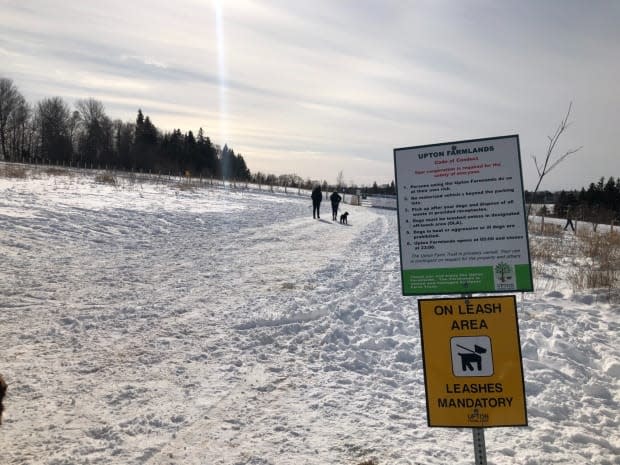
394;135;533;295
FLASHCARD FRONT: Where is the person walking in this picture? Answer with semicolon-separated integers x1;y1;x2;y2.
564;206;575;232
311;185;323;219
329;190;342;221
0;374;6;425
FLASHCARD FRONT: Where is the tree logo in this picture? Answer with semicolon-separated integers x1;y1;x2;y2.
494;262;514;289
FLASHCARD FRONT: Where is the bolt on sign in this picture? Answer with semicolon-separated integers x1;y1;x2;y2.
394;135;533;295
418;295;527;427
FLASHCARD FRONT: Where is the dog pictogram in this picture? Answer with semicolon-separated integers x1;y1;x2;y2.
456;344;486;371
450;336;493;377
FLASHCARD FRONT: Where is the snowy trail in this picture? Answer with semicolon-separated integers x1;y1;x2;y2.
1;172;619;465
146;210;413;464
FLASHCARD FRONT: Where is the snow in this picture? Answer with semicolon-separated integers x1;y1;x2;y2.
1;169;619;465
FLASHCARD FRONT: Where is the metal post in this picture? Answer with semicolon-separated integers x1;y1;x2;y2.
461;292;488;465
472;427;487;465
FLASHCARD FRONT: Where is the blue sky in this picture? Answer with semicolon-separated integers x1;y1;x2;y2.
1;0;618;189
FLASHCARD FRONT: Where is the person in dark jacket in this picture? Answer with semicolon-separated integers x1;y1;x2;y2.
564;206;575;232
311;186;322;219
329;191;342;221
0;374;6;425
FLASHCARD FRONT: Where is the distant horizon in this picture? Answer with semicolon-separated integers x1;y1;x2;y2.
3;73;601;192
1;156;611;196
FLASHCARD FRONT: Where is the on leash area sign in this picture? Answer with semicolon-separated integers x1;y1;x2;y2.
394;135;533;295
418;295;527;428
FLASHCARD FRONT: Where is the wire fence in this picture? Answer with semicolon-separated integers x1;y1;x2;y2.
0;160;379;207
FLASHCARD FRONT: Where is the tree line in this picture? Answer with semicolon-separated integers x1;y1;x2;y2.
526;176;620;224
1;76;398;192
0;77;249;180
554;177;620;225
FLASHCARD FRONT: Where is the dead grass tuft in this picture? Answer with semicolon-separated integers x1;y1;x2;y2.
528;219;563;237
44;167;70;177
529;237;564;263
175;182;195;191
529;241;553;263
568;230;620;301
94;173;118;186
0;163;28;178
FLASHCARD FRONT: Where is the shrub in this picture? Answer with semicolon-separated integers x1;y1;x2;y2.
94;173;118;186
44;167;69;177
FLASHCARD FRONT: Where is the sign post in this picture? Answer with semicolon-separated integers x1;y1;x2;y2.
473;428;487;465
394;135;531;464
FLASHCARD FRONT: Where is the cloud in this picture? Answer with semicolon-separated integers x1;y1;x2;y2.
1;0;619;188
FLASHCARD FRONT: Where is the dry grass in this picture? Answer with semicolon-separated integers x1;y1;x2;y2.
0;163;28;178
528;219;563;237
576;229;620;260
529;239;560;263
568;230;620;300
529;220;620;301
1;163;78;179
44;167;70;177
175;182;195;191
94;172;118;186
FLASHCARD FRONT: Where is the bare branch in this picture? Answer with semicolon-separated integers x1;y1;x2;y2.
527;102;582;216
531;155;543;177
546;146;583;174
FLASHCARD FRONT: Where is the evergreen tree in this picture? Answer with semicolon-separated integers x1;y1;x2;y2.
220;144;232;179
132;110;158;170
136;109;144;127
185;130;197;173
234;153;251;180
554;190;568;217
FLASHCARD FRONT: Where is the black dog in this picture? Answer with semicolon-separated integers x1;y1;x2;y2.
340;212;349;224
0;374;6;425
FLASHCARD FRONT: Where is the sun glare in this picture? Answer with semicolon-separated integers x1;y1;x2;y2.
214;1;228;147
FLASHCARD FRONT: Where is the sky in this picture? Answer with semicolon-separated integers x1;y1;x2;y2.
1;0;619;190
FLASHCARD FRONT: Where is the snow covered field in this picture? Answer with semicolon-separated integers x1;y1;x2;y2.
1;169;619;465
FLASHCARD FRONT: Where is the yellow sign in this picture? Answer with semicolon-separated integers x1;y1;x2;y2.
418;295;527;427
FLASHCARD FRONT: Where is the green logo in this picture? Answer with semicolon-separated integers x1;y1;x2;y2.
494;262;512;283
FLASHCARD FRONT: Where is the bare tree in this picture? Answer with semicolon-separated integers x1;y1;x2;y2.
34;97;72;162
0;78;22;160
9;96;32;161
75;98;113;164
336;170;345;190
67;110;81;155
528;102;583;215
